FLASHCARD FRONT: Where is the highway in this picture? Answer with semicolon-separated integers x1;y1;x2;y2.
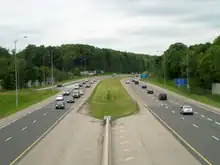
128;79;220;165
0;77;100;165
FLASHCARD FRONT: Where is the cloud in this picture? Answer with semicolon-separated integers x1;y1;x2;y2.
0;0;219;55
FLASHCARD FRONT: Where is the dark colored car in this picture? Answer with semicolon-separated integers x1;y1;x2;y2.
147;89;154;94
83;81;86;84
132;79;135;82
57;84;63;87
79;83;83;87
63;91;70;96
67;99;75;103
135;80;139;84
55;101;65;109
141;85;147;89
158;93;167;100
85;84;91;88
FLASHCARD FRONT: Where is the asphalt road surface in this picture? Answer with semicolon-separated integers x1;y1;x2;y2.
0;78;99;165
17;83;102;165
128;79;220;165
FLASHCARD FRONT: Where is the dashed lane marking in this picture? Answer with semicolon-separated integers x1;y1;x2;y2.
5;137;12;142
212;136;219;141
21;126;27;131
193;124;198;128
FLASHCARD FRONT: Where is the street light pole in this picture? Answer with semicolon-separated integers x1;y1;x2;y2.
13;36;27;107
14;40;18;107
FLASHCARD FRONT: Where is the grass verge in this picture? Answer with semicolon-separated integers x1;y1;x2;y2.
143;78;220;109
89;77;138;120
0;89;59;118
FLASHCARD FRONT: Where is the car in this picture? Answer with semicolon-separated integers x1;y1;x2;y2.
79;83;83;87
67;99;75;103
141;84;147;89
83;80;86;84
85;83;91;88
79;90;84;95
63;91;70;96
132;79;135;82
125;80;130;84
55;101;65;109
56;95;64;101
180;105;193;115
74;83;80;89
57;84;63;87
93;79;96;82
158;93;167;100
147;89;154;94
73;90;80;98
135;80;139;84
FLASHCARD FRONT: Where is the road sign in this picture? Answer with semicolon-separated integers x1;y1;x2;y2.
175;78;187;87
140;74;148;79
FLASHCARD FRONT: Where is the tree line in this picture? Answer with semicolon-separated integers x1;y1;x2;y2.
150;35;220;94
0;44;151;89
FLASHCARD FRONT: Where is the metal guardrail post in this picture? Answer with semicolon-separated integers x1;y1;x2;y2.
102;116;111;165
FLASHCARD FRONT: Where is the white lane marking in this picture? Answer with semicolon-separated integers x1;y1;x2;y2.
193;124;198;128
195;112;198;114
165;106;168;109
44;113;47;116
201;115;205;118
5;137;12;142
119;130;124;133
120;135;124;139
125;157;134;161
181;117;184;120
28;111;32;114
172;111;175;114
207;118;212;121
120;141;130;144
215;121;220;125
212;136;219;141
160;104;163;106
32;120;36;124
22;126;27;131
123;149;131;152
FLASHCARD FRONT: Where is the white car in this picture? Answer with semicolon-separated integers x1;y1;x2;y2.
79;90;84;95
180;105;193;115
125;80;130;84
74;83;80;89
56;95;64;101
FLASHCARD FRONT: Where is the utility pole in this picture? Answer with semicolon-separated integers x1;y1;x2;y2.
51;50;54;91
187;52;189;90
14;40;18;107
163;55;166;87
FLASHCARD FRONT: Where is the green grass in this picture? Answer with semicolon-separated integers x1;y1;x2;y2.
89;77;138;120
0;89;59;118
143;78;220;110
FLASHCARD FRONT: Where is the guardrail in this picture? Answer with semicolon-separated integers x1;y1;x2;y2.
102;116;112;165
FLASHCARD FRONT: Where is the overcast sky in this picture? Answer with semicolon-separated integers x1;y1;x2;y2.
0;0;219;55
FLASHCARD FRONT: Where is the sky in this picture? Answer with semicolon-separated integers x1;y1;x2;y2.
0;0;220;55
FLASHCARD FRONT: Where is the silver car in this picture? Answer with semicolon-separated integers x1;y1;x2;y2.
180;105;193;115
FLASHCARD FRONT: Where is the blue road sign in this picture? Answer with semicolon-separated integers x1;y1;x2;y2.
140;74;148;79
175;78;187;86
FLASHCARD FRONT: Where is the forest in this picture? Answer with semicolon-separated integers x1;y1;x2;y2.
0;44;150;89
150;35;220;94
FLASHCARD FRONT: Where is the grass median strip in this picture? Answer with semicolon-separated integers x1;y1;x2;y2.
0;89;59;118
89;77;138;120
